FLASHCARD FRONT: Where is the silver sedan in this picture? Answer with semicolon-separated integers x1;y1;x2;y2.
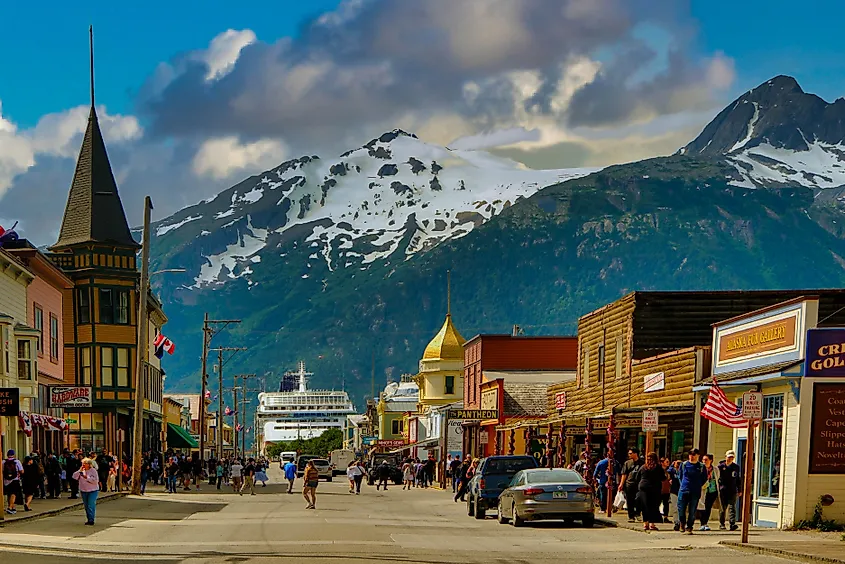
497;468;595;527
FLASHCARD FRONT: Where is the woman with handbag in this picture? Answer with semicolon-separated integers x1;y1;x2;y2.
303;461;320;509
699;453;720;531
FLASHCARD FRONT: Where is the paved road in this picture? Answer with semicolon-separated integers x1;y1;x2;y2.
0;468;789;564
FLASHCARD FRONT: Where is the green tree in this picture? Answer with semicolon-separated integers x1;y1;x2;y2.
265;429;343;459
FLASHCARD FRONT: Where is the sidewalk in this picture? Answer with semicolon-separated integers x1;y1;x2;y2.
1;491;124;526
720;534;845;564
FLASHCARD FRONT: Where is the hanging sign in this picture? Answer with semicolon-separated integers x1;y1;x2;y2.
642;409;659;432
50;386;92;408
741;391;763;420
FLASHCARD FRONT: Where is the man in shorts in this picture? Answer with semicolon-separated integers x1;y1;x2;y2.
3;450;24;515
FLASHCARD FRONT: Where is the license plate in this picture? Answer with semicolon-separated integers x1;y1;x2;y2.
553;492;568;499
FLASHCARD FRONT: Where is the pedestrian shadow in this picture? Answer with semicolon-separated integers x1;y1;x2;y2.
0;495;227;538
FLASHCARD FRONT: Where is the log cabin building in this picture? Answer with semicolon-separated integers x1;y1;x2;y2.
43;44;167;457
541;290;845;471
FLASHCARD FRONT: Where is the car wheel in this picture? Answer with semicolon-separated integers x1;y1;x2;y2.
474;498;486;520
326;476;333;482
511;503;525;527
467;496;475;517
582;515;595;528
497;501;509;524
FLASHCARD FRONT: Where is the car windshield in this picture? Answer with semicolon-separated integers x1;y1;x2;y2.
312;459;328;465
484;458;536;475
524;469;584;484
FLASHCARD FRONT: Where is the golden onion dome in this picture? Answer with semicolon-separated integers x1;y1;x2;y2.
422;314;466;361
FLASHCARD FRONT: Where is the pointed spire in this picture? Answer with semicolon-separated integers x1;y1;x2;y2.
51;28;138;251
446;270;451;316
89;25;95;109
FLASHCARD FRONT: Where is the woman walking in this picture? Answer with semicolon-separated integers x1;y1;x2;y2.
636;453;667;532
303;460;320;509
73;458;100;526
21;456;40;511
699;453;720;531
401;459;414;490
346;461;358;493
255;460;269;487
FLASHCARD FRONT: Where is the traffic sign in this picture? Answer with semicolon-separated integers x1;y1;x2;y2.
742;391;763;420
642;409;659;432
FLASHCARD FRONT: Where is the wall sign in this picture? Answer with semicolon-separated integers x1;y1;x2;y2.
479;431;489;445
50;386;92;408
809;383;845;474
480;388;498;411
805;329;845;377
376;439;407;448
643;372;665;393
446;419;463;453
712;299;811;375
642;409;659;432
0;388;20;416
554;391;567;410
447;409;498;420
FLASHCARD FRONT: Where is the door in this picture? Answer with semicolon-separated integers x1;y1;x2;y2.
735;437;747;522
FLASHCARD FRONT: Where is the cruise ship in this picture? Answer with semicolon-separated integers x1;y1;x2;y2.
257;362;355;446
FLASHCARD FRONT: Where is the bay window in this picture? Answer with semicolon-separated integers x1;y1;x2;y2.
17;339;33;380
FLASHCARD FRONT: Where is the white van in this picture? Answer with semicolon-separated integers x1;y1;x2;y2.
280;451;296;463
330;449;356;475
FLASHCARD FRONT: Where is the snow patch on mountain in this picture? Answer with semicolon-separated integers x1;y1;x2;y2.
154;130;596;288
156;215;202;236
728;141;845;189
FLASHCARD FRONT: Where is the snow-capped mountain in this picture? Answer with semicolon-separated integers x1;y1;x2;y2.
681;75;845;189
151;129;595;289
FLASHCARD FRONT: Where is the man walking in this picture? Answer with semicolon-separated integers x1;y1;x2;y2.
283;459;297;494
375;460;391;491
449;456;461;493
677;448;706;535
67;451;82;499
3;450;24;515
593;453;619;512
618;448;643;523
230;459;243;493
718;450;742;531
242;458;257;496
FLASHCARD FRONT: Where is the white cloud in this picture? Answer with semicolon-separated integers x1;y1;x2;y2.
449;127;541;150
198;29;257;82
0;100;141;198
192;136;288;179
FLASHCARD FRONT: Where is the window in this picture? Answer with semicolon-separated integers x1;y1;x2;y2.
17;339;33;380
391;419;403;436
99;288;129;325
758;394;784;499
581;344;590;388
49;315;59;361
80;347;92;385
615;336;623;379
597;343;605;384
77;288;91;324
34;305;43;355
445;375;455;395
101;347;114;387
116;348;130;387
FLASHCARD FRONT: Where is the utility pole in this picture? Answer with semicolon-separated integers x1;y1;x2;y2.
211;346;246;457
199;313;209;461
131;196;152;496
233;378;240;458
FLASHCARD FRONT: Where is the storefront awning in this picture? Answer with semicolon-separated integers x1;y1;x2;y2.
167;422;198;448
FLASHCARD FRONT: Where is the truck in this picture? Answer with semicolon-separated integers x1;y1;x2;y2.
329;449;356;476
280;451;297;463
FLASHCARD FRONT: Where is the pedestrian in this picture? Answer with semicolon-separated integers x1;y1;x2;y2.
353;461;366;494
659;457;672;522
347;460;359;493
3;450;24;515
242;458;257;496
449;456;461;493
21;456;43;511
718;450;741;531
167;457;180;493
424;455;436;488
45;454;62;499
453;457;474;502
73;458;100;526
140;456;151;495
106;463;117;492
376;460;391;491
303;460;319;509
593;453;620;512
67;451;82;499
699;453;720;531
191;454;203;491
283;458;297;494
636;453;666;532
574;452;588;478
179;456;192;491
230;459;244;493
254;459;269;487
215;461;224;490
59;450;70;493
619;448;643;523
677;449;706;535
668;460;681;530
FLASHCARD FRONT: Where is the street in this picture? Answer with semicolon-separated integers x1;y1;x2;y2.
0;468;791;564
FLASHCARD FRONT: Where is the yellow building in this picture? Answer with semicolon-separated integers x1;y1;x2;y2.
415;312;466;411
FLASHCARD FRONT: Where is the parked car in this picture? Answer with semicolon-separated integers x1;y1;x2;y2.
296;454;320;477
466;455;539;519
497;468;595;527
311;458;333;481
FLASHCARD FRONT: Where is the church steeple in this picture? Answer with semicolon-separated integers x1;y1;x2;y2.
51;26;138;251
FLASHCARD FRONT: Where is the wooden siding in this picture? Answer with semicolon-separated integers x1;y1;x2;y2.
77;324;93;343
97;325;135;344
63;347;76;382
628;348;706;409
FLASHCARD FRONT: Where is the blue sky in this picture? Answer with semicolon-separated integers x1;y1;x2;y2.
1;0;843;244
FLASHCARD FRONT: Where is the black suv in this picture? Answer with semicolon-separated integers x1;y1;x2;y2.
367;453;403;485
466;455;539;519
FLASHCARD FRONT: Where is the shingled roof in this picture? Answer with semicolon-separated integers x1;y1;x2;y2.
51;106;138;250
503;382;548;418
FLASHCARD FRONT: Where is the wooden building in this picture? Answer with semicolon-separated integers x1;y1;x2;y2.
544;290;845;468
44;49;167;457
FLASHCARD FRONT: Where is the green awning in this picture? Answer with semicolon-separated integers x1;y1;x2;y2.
167;423;198;448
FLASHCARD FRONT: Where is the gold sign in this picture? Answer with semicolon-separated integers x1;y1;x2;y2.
480;388;498;411
717;316;797;363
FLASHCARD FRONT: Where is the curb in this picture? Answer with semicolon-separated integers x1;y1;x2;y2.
0;493;126;527
720;540;845;564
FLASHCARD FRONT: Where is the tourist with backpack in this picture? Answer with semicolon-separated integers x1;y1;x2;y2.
3;450;24;514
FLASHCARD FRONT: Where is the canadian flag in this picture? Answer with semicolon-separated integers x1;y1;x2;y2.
153;334;175;358
224;406;235;416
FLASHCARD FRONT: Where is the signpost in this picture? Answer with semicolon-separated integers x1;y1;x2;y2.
642;409;659;455
740;390;762;544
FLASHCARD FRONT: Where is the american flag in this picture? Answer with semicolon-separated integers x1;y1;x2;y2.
701;380;746;429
